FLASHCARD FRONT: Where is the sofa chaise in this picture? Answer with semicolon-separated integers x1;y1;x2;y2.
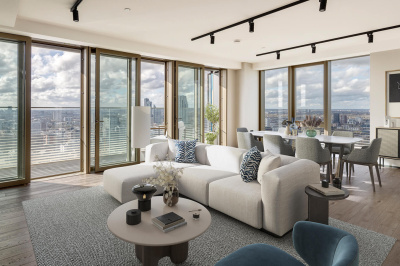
104;142;320;237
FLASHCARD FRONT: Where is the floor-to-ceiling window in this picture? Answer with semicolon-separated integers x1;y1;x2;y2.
294;64;325;133
176;64;202;141
140;60;165;138
0;36;29;186
204;69;219;143
330;56;370;144
31;45;81;178
261;68;289;131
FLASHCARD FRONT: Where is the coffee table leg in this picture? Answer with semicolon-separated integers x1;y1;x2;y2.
308;196;329;225
135;242;189;265
170;242;189;263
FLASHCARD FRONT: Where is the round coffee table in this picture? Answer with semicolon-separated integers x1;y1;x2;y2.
107;196;211;266
305;186;349;225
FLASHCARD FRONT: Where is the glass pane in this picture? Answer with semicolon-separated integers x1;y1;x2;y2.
99;54;129;167
90;53;95;167
331;56;370;145
263;68;289;131
140;60;165;138
295;65;324;133
204;70;219;144
177;66;201;140
31;46;81;178
0;40;22;181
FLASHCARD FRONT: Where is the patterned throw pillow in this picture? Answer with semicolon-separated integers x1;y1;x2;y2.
175;139;198;163
240;146;262;183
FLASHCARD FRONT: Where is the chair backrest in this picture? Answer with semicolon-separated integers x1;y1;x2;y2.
293;221;359;266
263;134;294;156
295;137;326;163
366;138;382;163
237;132;253;150
332;131;353;150
237;127;248;133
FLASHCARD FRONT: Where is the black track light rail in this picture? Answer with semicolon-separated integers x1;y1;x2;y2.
256;24;400;57
191;0;309;42
70;0;83;12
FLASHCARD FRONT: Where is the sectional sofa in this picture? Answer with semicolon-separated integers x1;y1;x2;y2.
103;142;320;237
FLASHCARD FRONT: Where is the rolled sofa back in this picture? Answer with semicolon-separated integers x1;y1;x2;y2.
206;145;247;174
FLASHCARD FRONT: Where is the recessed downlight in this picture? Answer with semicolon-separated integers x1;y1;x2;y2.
124;8;131;12
234;39;241;43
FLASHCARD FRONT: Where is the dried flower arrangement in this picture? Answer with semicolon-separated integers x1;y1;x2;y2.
301;115;322;129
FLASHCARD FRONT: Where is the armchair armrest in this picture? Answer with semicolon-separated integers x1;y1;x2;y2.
261;159;320;236
145;142;169;163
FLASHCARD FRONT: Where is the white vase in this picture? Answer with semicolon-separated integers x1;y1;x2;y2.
285;125;291;135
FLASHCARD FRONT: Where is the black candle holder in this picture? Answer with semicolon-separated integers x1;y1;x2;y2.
132;184;157;212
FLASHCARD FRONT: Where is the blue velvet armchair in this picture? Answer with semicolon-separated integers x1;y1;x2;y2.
215;221;359;266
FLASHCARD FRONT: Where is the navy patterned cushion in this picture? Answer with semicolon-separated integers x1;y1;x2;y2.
240;146;262;183
175;139;198;163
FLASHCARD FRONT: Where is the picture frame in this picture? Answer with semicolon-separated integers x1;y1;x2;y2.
385;70;400;118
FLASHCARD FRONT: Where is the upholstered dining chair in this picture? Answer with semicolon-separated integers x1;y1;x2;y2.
236;127;248;133
332;131;355;174
215;221;359;266
340;138;382;192
237;132;264;152
263;134;295;156
296;137;332;182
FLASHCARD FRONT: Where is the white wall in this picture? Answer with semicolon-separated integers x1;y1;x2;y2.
370;49;400;167
226;63;259;147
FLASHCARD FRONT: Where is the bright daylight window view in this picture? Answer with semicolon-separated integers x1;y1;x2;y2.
263;56;370;144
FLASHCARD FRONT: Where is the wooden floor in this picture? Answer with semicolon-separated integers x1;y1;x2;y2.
0;165;399;265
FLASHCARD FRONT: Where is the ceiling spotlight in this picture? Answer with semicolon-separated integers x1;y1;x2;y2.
124;8;131;12
234;39;241;43
367;32;374;43
249;20;254;33
72;9;79;22
311;44;316;53
319;0;327;12
276;51;280;60
210;34;215;44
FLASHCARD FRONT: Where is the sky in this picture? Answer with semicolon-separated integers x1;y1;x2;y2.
264;56;370;110
0;41;18;107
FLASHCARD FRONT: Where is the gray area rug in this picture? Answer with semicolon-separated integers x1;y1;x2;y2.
23;186;396;266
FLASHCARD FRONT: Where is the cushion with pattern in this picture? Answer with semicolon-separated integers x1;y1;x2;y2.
175;139;198;163
240;146;262;183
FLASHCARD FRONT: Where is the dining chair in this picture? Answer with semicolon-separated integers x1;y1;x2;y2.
237;132;264;152
263;134;295;156
340;138;382;192
237;127;248;133
332;131;355;174
296;137;332;182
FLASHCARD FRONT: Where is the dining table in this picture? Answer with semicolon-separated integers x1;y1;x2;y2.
252;130;362;178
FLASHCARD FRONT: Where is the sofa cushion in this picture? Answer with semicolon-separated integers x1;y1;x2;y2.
167;138;177;160
195;143;210;165
179;165;237;205
257;154;281;184
206;145;247;173
280;154;299;166
175;139;197;163
240;147;262;183
143;161;201;169
209;175;262;228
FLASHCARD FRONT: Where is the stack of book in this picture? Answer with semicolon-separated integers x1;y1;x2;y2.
152;212;187;233
308;183;345;196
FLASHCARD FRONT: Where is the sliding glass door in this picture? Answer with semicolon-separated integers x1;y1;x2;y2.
176;63;203;141
204;69;219;143
0;34;30;187
94;49;139;171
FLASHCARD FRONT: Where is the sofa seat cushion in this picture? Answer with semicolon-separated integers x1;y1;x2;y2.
179;165;237;205
103;164;164;204
209;175;262;228
143;161;202;169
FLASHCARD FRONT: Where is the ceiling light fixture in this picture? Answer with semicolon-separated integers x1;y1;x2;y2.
319;0;327;12
191;0;309;42
249;20;255;33
210;34;215;44
256;24;400;57
124;8;131;12
70;0;83;22
276;51;280;60
311;44;316;53
367;32;374;43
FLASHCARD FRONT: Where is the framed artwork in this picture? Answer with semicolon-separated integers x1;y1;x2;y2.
386;70;400;118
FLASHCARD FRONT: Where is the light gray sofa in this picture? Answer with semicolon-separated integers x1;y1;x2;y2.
103;142;320;237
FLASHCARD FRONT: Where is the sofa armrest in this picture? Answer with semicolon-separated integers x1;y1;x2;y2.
145;142;169;163
261;159;320;236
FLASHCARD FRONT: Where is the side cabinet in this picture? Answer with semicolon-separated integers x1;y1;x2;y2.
376;127;400;166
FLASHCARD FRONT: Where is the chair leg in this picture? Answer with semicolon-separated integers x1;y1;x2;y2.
322;165;325;172
368;165;376;192
346;162;349;177
329;162;333;183
332;154;336;169
375;164;382;187
339;160;345;180
349;163;352;181
352;163;355;173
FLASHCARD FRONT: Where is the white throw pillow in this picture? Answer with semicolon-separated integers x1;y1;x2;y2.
167;138;177;160
257;154;281;184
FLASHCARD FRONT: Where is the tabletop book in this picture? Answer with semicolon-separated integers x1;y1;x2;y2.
308;183;345;196
152;212;186;232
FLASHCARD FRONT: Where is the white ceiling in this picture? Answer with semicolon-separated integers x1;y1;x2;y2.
1;0;400;68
